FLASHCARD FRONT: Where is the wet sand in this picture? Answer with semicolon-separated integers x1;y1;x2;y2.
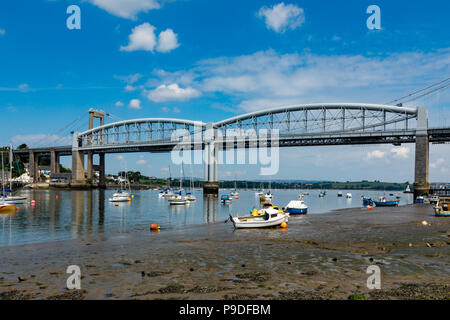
0;204;449;300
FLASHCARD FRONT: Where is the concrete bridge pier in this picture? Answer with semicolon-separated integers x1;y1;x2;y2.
203;123;219;196
50;148;60;174
71;133;86;186
28;149;39;182
414;107;430;198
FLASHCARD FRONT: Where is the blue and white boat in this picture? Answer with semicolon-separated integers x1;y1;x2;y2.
284;200;308;214
362;197;373;206
221;194;233;203
373;196;399;207
416;196;424;203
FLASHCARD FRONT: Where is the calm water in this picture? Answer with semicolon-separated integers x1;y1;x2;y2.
0;188;413;247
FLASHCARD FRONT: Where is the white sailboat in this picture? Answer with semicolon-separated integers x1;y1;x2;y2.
184;163;197;202
0;150;15;212
169;166;188;205
2;146;27;204
109;171;131;202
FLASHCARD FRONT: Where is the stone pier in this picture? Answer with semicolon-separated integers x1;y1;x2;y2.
414;107;430;198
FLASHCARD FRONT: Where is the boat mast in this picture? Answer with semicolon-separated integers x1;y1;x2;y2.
1;150;4;197
9;145;12;194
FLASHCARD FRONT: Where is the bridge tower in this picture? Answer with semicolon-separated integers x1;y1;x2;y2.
71;109;105;187
87;109;106;188
414;107;430;198
203;123;219;195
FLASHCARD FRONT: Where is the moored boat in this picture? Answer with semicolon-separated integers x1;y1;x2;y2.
416;196;424;203
0;201;15;213
434;201;449;216
284;200;308;214
337;191;343;197
429;195;439;205
362;197;373;206
346;193;352;199
229;211;288;229
221;194;233;203
168;193;188;205
109;189;130;202
373;196;399;207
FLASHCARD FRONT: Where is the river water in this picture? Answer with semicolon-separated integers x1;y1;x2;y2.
0;188;413;247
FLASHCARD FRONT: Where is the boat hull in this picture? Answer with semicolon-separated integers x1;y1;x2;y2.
374;201;399;207
231;214;288;229
286;208;307;214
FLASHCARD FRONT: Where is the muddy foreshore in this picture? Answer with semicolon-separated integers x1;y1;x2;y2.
0;204;449;300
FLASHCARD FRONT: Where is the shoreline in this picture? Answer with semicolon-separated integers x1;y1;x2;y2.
0;204;449;300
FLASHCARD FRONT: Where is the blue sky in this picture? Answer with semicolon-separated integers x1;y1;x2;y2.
1;0;449;182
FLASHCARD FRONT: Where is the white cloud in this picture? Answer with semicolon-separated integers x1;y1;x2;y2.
115;101;124;107
136;159;147;165
0;29;5;35
161;106;170;112
430;158;445;169
257;2;305;33
120;23;157;52
114;73;142;84
147;83;200;102
156;29;179;52
120;23;180;53
150;48;450;113
18;83;32;92
125;84;136;91
391;146;410;159
115;155;124;161
128;98;142;109
89;0;160;20
173;107;181;113
365;150;385;161
11;134;72;147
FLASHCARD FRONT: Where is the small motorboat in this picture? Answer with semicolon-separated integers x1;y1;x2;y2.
229;211;288;229
298;193;304;199
346;193;352;199
260;191;273;202
373;197;399;207
318;192;325;198
285;200;308;214
255;190;264;197
429;195;439;205
109;190;130;202
221;194;233;203
303;192;309;195
337;192;343;197
434;202;449;216
0;202;15;213
168;193;188;205
362;197;374;206
1;195;27;204
416;196;424;204
231;191;240;198
184;192;197;202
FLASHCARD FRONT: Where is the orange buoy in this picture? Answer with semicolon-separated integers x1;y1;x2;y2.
150;224;160;231
367;205;373;210
16;207;20;211
56;195;58;199
280;222;287;228
421;220;428;226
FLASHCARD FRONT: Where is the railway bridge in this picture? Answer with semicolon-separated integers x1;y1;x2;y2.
14;103;450;197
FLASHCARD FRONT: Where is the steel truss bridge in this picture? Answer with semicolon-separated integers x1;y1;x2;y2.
14;103;450;195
